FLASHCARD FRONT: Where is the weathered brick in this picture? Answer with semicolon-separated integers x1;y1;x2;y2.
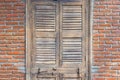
6;22;18;25
106;78;116;80
0;0;25;79
93;78;105;80
93;0;120;79
7;51;24;55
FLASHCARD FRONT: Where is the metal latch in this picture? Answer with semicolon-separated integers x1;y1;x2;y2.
37;68;57;78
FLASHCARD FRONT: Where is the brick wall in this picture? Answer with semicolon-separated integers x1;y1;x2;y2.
0;0;25;80
0;0;120;80
92;0;120;80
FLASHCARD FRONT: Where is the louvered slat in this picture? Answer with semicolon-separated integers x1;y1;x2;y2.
37;78;56;80
62;2;83;63
34;3;56;65
35;5;56;32
63;78;82;80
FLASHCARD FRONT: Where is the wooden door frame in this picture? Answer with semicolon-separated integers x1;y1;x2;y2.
26;0;93;80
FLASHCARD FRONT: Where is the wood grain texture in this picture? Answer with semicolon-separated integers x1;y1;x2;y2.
30;0;88;80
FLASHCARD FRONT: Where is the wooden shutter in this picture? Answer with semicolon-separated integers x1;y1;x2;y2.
60;0;86;80
32;1;58;68
31;0;88;80
61;1;83;64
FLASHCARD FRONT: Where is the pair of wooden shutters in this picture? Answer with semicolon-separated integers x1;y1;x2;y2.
31;0;88;80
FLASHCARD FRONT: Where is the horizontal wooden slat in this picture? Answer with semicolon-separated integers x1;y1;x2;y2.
36;9;56;12
63;42;82;45
36;78;56;80
62;30;82;37
36;49;55;52
36;20;55;22
63;52;82;54
63;47;81;49
63;74;82;78
36;45;55;48
36;22;55;24
63;20;82;23
63;17;82;20
63;39;82;42
63;10;82;13
33;1;56;5
35;61;55;65
36;41;55;44
36;32;55;37
35;5;56;9
36;56;55;59
63;6;82;8
36;58;56;60
36;38;55;41
62;2;82;6
36;17;55;20
35;12;55;15
62;25;82;27
36;54;55;56
63;78;82;80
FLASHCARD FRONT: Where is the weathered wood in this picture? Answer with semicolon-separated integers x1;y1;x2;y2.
29;0;88;80
62;31;82;37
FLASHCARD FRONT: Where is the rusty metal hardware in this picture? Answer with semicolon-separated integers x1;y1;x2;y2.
37;68;40;78
37;68;57;78
52;68;57;71
37;68;48;78
77;68;79;75
77;68;80;78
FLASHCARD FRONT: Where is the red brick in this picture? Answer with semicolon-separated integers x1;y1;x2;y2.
14;55;24;59
112;38;120;41
0;21;5;25
100;1;112;5
7;14;19;17
94;12;105;16
99;24;111;27
0;14;6;17
106;78;116;80
93;78;105;80
7;51;24;55
100;9;111;13
7;67;18;70
106;48;117;51
0;55;12;59
95;5;106;9
13;10;25;13
4;0;17;2
105;41;116;44
94;27;104;30
0;60;8;63
0;26;11;29
1;64;13;67
93;34;104;37
108;5;119;9
93;48;104;51
99;30;111;34
6;22;18;25
8;59;20;63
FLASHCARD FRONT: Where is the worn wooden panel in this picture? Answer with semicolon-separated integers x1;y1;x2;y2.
36;32;55;38
62;2;83;64
35;4;56;32
31;0;87;80
63;78;82;80
34;2;57;65
37;78;56;80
